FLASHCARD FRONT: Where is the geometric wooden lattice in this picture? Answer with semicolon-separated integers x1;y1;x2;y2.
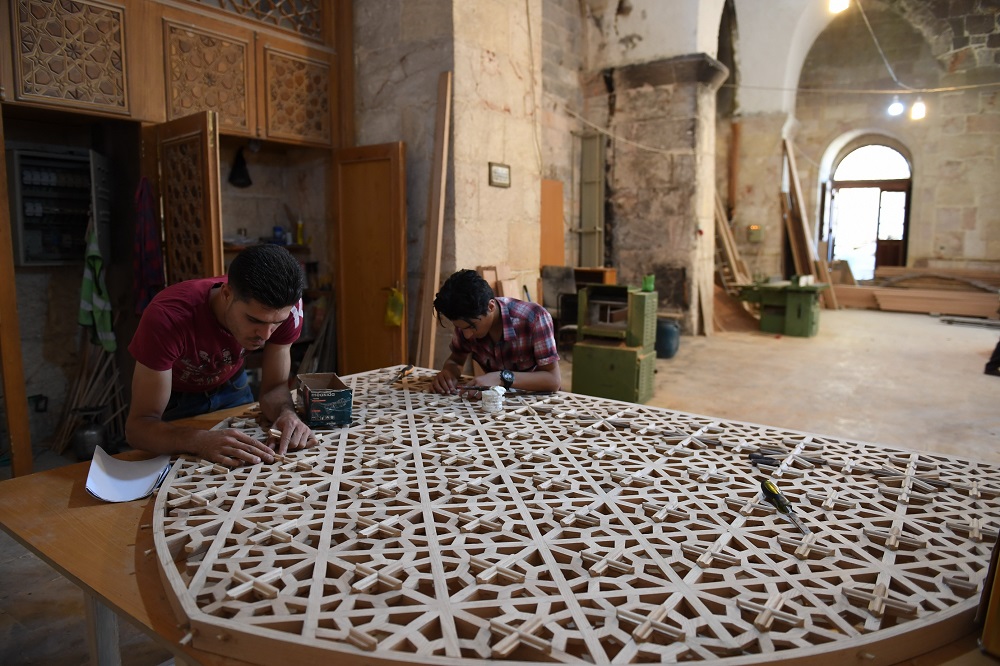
160;129;216;285
12;0;128;114
165;22;252;133
263;48;331;145
154;366;1000;665
183;0;324;41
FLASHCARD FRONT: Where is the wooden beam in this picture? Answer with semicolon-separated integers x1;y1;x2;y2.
0;117;33;476
783;139;838;309
414;72;453;368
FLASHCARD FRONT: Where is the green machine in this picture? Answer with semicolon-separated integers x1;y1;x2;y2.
572;340;655;403
739;280;827;337
571;285;657;403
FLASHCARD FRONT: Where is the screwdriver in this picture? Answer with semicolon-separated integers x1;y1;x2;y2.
759;478;810;535
387;364;414;385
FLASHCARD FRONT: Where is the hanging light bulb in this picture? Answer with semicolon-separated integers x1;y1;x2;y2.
887;95;904;116
910;97;926;120
829;0;849;12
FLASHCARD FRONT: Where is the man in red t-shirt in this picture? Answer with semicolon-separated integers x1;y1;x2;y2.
126;244;314;467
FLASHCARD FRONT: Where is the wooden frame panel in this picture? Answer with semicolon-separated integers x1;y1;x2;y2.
154;367;1000;666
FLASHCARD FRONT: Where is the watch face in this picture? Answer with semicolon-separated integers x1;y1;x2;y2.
501;370;514;388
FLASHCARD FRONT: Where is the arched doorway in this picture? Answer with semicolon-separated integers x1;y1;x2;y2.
822;144;911;281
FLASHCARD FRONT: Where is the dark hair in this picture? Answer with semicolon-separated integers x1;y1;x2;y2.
434;269;494;324
228;244;304;308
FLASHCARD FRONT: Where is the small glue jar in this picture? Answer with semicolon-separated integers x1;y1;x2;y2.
482;386;506;413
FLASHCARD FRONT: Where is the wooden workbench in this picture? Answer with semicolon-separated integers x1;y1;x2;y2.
0;405;254;666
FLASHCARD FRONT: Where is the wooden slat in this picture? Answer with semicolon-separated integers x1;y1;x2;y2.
783;139;837;309
540;179;565;266
414;71;453;368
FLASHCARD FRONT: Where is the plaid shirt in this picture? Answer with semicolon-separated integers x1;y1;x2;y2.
450;297;559;372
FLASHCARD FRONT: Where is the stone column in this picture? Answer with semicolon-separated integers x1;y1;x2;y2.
588;54;728;334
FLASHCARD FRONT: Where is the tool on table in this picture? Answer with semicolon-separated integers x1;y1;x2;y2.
387;364;414;385
759;478;810;535
749;451;782;468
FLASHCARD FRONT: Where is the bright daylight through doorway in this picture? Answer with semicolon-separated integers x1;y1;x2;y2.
829;145;910;281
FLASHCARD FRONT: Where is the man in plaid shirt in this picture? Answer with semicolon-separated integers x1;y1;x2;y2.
430;269;561;394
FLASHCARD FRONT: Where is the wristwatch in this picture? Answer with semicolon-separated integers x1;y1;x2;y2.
500;369;514;390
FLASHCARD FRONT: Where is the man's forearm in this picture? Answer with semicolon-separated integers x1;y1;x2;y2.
258;384;298;423
125;417;210;457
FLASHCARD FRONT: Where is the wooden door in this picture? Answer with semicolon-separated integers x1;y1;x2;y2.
333;143;406;374
143;111;224;284
0;117;34;476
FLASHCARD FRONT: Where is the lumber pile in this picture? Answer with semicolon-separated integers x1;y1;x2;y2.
833;285;999;319
874;266;1000;292
782;140;838;309
714;193;752;294
832;266;1000;319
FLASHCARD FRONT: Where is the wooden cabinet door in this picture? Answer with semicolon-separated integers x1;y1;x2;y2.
8;0;129;116
334;143;407;374
256;34;335;147
161;10;257;137
0;118;33;476
143;111;224;284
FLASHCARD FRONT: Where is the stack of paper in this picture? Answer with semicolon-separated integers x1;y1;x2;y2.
85;446;172;503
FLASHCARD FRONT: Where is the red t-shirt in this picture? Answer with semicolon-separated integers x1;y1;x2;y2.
128;277;302;392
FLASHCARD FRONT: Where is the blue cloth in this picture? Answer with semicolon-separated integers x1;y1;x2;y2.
161;369;253;421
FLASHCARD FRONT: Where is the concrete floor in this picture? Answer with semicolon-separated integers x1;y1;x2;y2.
1;308;998;664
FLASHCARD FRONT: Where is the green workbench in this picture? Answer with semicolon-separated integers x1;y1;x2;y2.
739;280;828;337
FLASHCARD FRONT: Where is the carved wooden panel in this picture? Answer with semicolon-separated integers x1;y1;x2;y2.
181;0;324;41
12;0;128;114
154;367;1000;665
154;113;223;284
164;21;253;135
263;47;331;145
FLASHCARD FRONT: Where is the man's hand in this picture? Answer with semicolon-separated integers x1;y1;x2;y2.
194;428;278;468
431;367;461;394
270;409;316;455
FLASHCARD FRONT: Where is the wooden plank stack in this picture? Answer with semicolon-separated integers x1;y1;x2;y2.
832;266;1000;319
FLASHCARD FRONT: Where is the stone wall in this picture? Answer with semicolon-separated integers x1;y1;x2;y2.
353;0;455;342
727;112;791;280
541;0;587;266
794;1;1000;271
582;55;727;333
450;0;543;292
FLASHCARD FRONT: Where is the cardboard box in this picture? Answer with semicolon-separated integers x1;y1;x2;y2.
297;373;352;427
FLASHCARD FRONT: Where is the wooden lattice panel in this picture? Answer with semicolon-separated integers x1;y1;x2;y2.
12;0;128;114
161;133;213;284
165;21;251;133
154;367;1000;665
182;0;324;41
263;48;331;145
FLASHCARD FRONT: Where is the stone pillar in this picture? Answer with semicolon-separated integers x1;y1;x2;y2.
587;54;728;334
730;112;787;280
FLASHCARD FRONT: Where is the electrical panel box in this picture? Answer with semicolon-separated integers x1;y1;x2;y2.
7;147;111;266
577;285;657;350
571;340;655;404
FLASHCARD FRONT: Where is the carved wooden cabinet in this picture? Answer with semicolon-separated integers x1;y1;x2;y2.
161;7;335;147
5;0;130;116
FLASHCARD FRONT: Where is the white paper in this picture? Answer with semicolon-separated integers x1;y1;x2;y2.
85;446;172;503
